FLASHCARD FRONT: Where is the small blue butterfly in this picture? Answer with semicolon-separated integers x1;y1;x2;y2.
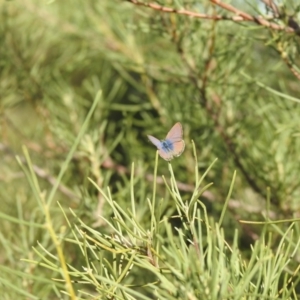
148;122;185;161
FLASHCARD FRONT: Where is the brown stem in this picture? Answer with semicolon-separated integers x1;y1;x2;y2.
125;0;296;33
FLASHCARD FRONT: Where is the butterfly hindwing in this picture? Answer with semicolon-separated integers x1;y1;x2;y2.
171;140;185;157
158;148;174;161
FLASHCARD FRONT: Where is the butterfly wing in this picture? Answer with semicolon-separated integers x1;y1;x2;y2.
158;148;174;161
165;122;185;158
170;139;185;157
158;139;175;161
166;122;183;142
147;135;163;150
148;135;174;161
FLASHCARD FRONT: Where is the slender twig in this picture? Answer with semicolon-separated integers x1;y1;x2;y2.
0;143;80;202
260;0;280;17
281;54;300;81
125;0;296;33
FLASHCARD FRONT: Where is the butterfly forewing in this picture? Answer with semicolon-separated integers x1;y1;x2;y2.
147;135;163;149
166;122;183;142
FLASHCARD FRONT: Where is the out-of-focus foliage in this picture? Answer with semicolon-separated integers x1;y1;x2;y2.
1;0;300;298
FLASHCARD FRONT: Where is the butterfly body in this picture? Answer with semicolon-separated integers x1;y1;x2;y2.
147;122;185;161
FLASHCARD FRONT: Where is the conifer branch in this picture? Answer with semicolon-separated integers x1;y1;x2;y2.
125;0;297;34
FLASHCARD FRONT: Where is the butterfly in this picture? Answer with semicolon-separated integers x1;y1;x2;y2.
147;122;185;161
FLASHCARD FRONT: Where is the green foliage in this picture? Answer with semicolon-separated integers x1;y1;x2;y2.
1;0;300;298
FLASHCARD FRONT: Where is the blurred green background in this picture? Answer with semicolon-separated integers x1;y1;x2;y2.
2;0;300;298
